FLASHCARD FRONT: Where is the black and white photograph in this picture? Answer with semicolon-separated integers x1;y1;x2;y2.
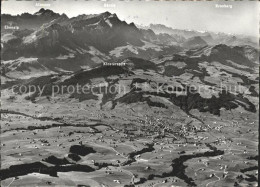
0;0;259;186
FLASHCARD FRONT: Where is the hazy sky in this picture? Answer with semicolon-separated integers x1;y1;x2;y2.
1;0;259;36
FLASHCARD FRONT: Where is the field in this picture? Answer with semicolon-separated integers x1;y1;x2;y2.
0;81;258;186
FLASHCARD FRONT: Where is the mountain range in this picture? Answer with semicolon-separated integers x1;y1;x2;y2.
1;9;258;79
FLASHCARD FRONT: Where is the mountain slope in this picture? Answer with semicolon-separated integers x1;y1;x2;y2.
1;8;68;34
182;36;208;49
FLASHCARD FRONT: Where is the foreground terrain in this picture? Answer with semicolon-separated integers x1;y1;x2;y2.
1;59;258;186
